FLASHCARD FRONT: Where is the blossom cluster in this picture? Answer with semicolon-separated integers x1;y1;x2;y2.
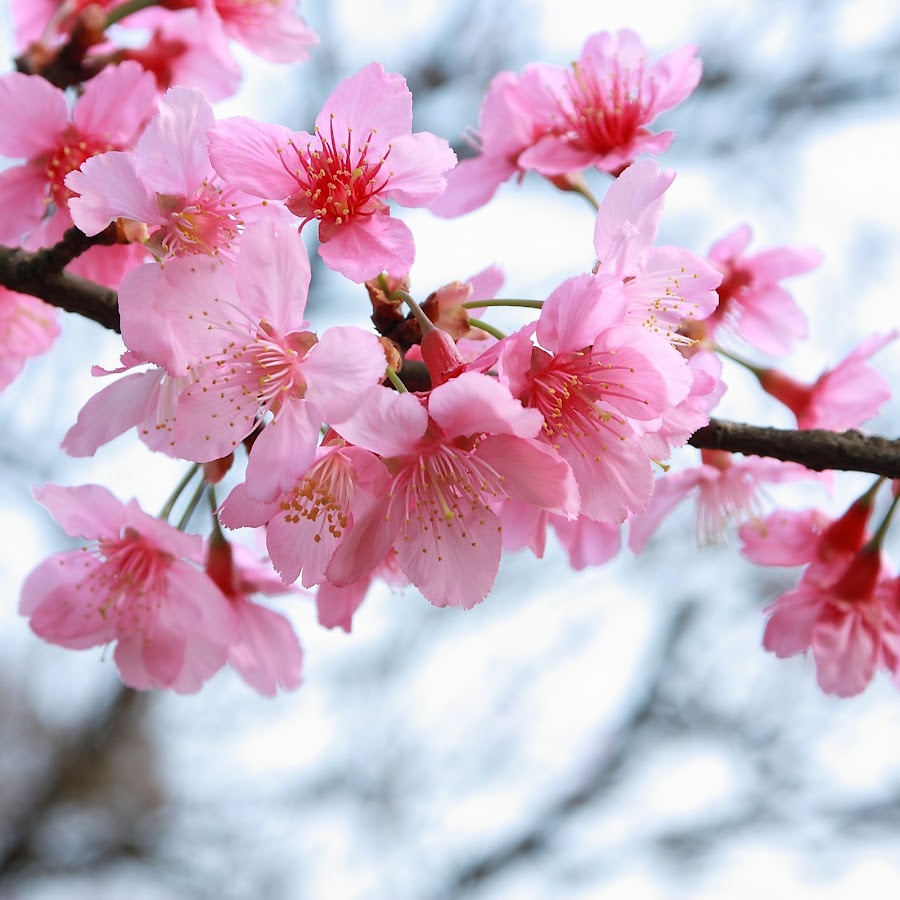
2;5;897;699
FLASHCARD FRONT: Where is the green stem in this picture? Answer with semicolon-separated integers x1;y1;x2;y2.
866;489;899;553
462;299;544;310
395;289;433;333
206;485;226;542
158;463;200;521
468;319;507;341
385;366;408;392
176;478;208;532
104;0;160;27
571;181;600;211
714;343;764;376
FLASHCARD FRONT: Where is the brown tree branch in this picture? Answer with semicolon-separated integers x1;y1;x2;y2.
689;420;900;479
1;236;897;479
0;229;121;332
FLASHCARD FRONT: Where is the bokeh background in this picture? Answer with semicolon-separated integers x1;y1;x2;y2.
2;1;900;897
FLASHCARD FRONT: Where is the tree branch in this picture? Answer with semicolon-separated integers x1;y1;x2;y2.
0;238;897;479
0;229;121;332
689;419;900;478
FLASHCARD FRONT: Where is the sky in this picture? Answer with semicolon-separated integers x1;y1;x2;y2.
1;1;900;898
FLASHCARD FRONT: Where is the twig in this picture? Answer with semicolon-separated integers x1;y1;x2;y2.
0;228;121;332
688;420;900;479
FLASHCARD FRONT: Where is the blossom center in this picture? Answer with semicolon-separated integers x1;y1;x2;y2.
279;452;354;540
45;132;112;211
241;327;315;410
284;116;391;235
89;529;171;626
563;61;645;154
151;181;244;260
528;348;623;450
403;442;505;527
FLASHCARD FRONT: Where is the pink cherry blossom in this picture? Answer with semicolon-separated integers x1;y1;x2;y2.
315;553;407;633
518;30;701;176
498;273;692;523
0;287;59;390
20;484;239;693
500;500;621;570
218;440;390;588
592;160;722;340
637;348;726;461
701;224;823;356
629;449;819;551
757;330;897;430
744;497;900;698
326;373;579;608
203;535;303;696
130;220;387;499
120;7;241;101
67;86;273;264
0;61;156;284
430;65;560;218
208;62;457;282
763;549;900;697
61;352;197;457
199;0;318;64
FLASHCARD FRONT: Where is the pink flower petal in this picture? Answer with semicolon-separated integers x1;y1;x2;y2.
61;369;162;457
476;434;579;517
134;85;216;196
66;151;163;236
317;214;415;282
320;62;412;148
72;61;156;143
32;483;125;539
235;219;310;332
428;371;543;440
228;599;303;696
21;552;117;647
0;72;68;158
208;117;303;199
334;386;428;458
244;401;320;502
0;164;49;243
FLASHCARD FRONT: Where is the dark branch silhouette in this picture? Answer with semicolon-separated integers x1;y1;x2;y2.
0;235;897;478
0;227;121;332
688;421;900;479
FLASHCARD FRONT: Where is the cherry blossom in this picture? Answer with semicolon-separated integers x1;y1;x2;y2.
20;484;239;693
118;6;243;102
699;223;823;356
326;373;579;608
0;61;156;284
430;65;560;218
203;534;304;696
130;220;387;500
742;498;900;697
592;160;722;340
67;86;273;264
498;273;692;523
208;62;457;281
199;0;318;64
518;30;701;176
629;449;818;551
0;287;59;390
757;331;897;430
218;441;390;588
